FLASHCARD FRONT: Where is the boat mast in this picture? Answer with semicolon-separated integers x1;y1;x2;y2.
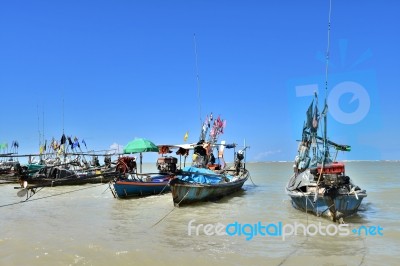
193;33;203;134
323;0;332;163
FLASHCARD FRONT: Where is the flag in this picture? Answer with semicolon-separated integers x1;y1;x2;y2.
68;136;73;146
321;103;328;116
306;100;314;129
184;131;189;142
60;134;66;145
58;144;64;155
82;139;87;149
312;105;319;131
73;140;80;149
39;145;44;154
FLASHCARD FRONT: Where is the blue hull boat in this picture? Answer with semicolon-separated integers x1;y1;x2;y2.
286;169;367;219
111;174;172;198
169;167;249;206
287;163;367;222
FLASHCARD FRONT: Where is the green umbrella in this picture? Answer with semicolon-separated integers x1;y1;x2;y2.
123;138;159;154
123;138;159;173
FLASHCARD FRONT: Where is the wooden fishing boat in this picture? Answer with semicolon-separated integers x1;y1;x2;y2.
169;166;249;205
111;173;173;198
169;113;250;205
286;94;367;222
286;162;367;221
285;3;367;223
109;139;177;199
18;165;118;187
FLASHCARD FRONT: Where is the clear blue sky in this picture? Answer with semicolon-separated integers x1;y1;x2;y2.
0;0;399;162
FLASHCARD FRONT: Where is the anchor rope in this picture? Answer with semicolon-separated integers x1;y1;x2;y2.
0;183;107;208
151;190;190;228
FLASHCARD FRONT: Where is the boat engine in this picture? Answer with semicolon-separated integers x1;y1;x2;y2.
320;174;350;187
234;150;245;175
104;156;112;167
157;157;177;173
91;156;100;167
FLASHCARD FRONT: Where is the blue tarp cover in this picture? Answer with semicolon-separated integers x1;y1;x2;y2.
178;166;233;184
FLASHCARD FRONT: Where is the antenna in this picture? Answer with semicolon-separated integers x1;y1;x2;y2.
323;0;332;163
193;34;202;127
42;104;45;146
62;97;65;134
37;105;41;148
325;0;332;98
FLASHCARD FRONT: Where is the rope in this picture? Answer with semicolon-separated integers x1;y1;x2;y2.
248;173;257;186
150;190;190;228
358;237;367;266
0;183;107;208
157;182;170;195
279;190;315;265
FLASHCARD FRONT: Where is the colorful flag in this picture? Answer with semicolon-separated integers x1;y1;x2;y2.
184;131;189;142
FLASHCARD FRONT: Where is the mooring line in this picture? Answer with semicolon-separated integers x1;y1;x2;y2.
248;173;257;186
157;182;170;196
151;190;190;228
0;183;107;208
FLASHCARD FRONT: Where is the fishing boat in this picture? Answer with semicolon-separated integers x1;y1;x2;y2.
0;141;22;183
169;113;250;205
13;134;118;187
170;160;249;205
286;1;367;223
285;101;367;222
286;84;367;220
109;138;175;198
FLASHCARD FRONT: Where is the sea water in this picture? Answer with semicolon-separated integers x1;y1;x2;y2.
1;161;399;265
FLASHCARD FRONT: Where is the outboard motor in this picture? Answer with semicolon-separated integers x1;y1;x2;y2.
91;156;100;167
157;157;178;173
234;150;245;175
104;156;112;168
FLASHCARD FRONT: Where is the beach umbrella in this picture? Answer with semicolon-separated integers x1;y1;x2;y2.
123;138;159;172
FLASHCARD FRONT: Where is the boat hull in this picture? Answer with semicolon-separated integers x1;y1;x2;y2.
287;190;367;219
112;177;171;198
24;174;115;187
170;171;248;205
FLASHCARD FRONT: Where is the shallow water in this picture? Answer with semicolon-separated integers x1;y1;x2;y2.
1;161;399;265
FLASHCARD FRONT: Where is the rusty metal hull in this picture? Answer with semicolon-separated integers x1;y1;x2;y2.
286;189;367;219
170;169;249;205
